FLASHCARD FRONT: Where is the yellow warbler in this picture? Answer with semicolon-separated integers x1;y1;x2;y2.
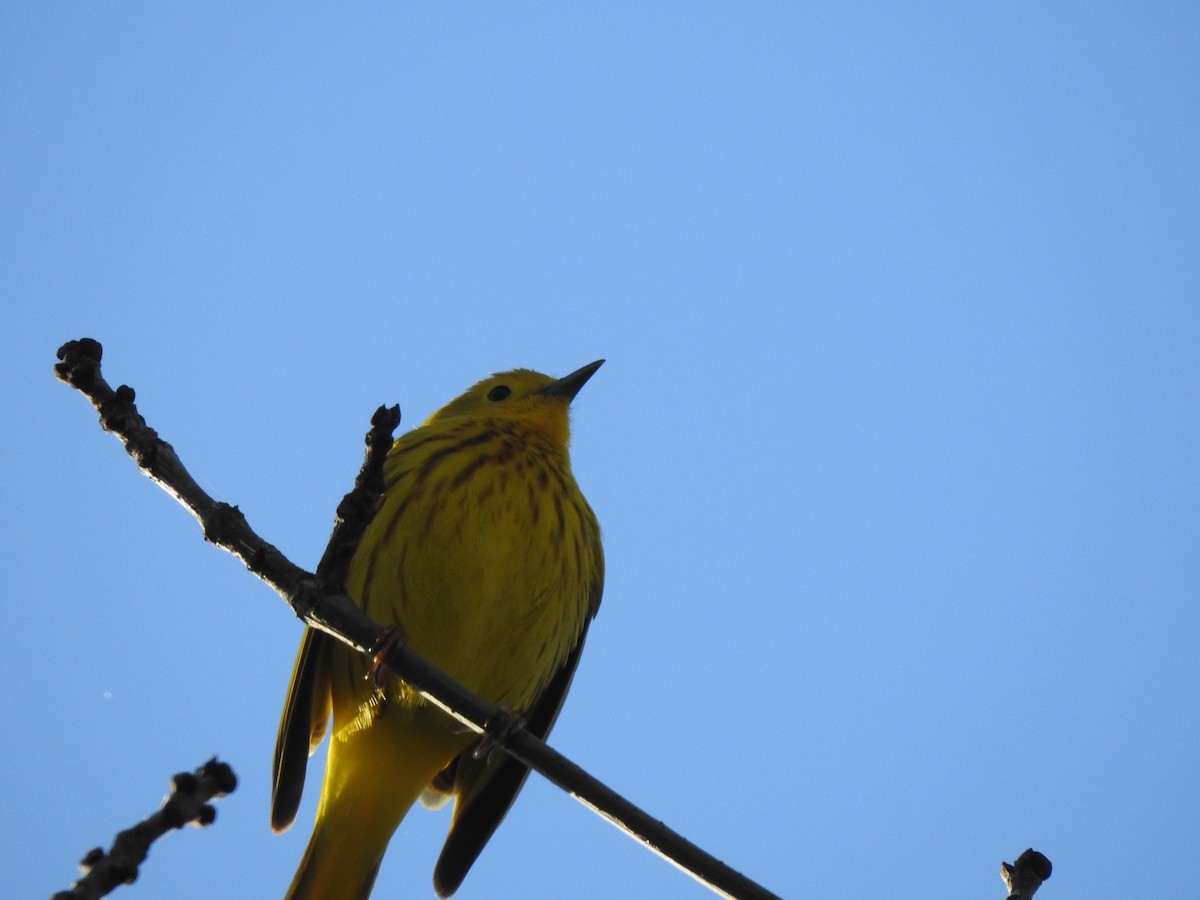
271;361;605;899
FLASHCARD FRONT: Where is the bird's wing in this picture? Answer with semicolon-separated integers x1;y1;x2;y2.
429;622;590;897
432;551;604;898
271;626;333;833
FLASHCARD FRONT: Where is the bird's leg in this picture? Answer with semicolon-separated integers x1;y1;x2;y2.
368;625;408;687
473;706;527;763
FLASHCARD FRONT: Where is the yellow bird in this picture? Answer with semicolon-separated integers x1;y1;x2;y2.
272;361;605;899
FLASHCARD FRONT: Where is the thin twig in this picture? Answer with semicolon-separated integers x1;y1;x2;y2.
314;402;401;588
52;339;379;652
54;338;782;900
1001;849;1052;900
52;758;237;900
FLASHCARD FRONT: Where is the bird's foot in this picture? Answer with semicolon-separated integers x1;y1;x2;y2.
368;625;408;687
473;706;526;763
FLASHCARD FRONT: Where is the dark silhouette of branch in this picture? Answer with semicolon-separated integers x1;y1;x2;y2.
314;402;402;588
54;338;782;900
1001;849;1052;899
52;758;237;900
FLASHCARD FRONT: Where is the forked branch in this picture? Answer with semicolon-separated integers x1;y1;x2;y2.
54;338;781;900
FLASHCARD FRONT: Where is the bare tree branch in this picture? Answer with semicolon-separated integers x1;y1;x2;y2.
1001;849;1052;900
52;758;237;900
54;338;782;900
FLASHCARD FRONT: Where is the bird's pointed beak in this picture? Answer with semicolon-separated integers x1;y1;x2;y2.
538;359;604;401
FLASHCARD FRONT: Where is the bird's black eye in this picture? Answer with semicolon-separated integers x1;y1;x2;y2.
487;385;511;402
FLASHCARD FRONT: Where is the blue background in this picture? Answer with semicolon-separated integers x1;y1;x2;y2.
4;5;1198;898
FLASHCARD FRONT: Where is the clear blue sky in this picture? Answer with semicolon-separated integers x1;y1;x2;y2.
4;5;1198;898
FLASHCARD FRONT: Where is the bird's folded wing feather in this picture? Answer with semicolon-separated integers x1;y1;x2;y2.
272;627;333;833
432;553;603;898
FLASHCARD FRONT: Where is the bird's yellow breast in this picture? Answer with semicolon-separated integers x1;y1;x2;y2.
337;414;600;732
